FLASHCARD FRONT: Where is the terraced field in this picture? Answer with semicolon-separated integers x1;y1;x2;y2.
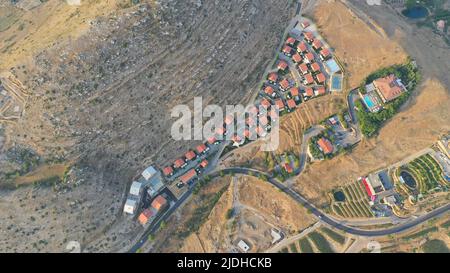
280;228;346;253
331;181;374;218
397;154;447;194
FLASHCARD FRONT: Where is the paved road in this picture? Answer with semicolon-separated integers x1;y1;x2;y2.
213;167;450;237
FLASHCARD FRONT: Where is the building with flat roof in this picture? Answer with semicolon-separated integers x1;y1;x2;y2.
129;181;143;196
124;197;138;215
237;240;250;252
142;166;157;180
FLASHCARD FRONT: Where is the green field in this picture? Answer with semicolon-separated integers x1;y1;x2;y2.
421;239;450;253
298;238;314;253
307;231;334;253
320;227;346;245
331;181;374;218
289;242;299;253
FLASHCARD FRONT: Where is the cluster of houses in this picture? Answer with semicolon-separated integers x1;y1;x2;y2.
123;166;165;220
360;74;407;113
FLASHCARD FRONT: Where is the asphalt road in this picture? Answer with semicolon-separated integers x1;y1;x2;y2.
215;167;450;237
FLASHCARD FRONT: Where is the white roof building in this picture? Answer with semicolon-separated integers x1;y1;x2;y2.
271;229;282;244
142;166;158;180
129;181;143;196
124;198;137;215
237;240;250;252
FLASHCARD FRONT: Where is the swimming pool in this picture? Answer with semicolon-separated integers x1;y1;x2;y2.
331;74;342;90
363;94;376;108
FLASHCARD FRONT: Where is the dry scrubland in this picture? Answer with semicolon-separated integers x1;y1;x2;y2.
155;175;314;253
0;0;296;252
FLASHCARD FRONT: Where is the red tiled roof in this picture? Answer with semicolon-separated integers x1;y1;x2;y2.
246;117;255;127
259;115;269;126
256;126;266;136
138;209;154;225
244;129;251;138
286;37;296;45
200;159;208;168
305;87;314;97
180;169;197;184
151;195;167;211
264;86;274;96
362;177;376;201
277;60;288;71
280;79;290;90
316;86;326;95
268;72;278;82
305;52;314;62
297;42;307;52
298;63;308;74
275;99;285;110
207;137;217;145
215;127;226;136
312;39;323;49
311;62;320;72
301;21;310;28
185;150;196;161
373;74;405;102
174;158;185;169
224;115;234;125
231;135;243;143
290;87;299;97
292;53;302;63
284;163;293;174
317;137;333;154
163;166;174;176
304;74;314;85
320;48;330;58
282;45;293;54
260;98;271;108
316;73;326;83
196;143;207;154
287;99;296;109
304;32;314;41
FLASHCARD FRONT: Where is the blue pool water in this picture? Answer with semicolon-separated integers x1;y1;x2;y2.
331;75;342;90
363;95;375;108
402;6;428;19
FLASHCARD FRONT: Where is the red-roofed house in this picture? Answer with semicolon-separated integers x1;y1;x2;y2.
284;163;293;174
304;32;314;42
200;159;208;168
315;86;326;96
315;73;326;84
301;21;310;29
256;126;267;137
319;48;330;60
292;53;302;63
264;86;275;97
361;177;376;202
279;79;290;90
207;137;218;145
298;63;308;75
317;137;334;154
275;99;285;111
312;39;323;50
246;117;255;127
304;74;314;85
163;166;174;177
287;99;296;110
138;209;154;225
151;195;168;211
180;169;197;184
304;87;314;97
304;52;314;63
277;60;288;71
297;42;307;53
310;62;320;73
174;158;186;169
185;150;197;161
259;115;269;126
260;98;271;109
285;37;296;46
373;74;406;103
289;87;299;98
268;72;278;83
282;45;293;56
196;143;208;154
224;115;234;125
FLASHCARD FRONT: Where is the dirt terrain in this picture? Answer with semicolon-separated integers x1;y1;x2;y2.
178;175;315;253
0;0;296;252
